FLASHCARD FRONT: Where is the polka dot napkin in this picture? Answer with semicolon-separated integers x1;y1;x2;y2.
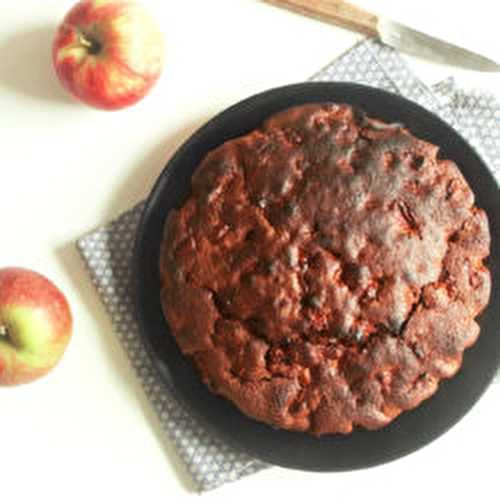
77;39;500;492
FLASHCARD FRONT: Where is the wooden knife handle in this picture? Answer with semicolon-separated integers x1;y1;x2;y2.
268;0;379;37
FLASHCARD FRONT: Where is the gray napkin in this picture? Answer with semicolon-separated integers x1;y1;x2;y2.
77;38;500;492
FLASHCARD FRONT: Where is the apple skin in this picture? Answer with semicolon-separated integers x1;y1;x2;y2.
0;268;73;386
52;0;165;110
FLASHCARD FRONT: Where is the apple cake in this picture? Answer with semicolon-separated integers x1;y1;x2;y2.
159;103;491;435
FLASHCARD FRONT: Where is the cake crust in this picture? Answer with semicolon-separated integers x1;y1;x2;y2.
159;104;491;435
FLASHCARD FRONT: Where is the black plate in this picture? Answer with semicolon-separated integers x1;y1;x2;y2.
133;82;500;471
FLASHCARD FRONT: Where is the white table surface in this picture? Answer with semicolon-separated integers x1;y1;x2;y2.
2;1;499;498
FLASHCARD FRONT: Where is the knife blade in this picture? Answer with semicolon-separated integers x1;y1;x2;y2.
267;0;500;72
378;18;500;72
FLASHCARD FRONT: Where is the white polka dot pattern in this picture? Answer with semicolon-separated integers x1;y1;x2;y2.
77;39;500;492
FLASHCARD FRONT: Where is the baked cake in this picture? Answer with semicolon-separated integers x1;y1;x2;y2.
159;103;491;435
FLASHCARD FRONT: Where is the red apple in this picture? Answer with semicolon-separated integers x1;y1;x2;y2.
0;268;73;386
52;0;165;110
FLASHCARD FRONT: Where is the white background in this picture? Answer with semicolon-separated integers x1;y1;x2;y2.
1;1;499;499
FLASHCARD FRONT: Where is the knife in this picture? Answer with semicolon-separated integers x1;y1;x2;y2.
267;0;500;72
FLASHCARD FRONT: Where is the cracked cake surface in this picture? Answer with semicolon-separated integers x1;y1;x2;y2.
159;103;491;435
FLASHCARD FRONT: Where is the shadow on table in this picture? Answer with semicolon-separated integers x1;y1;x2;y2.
56;121;207;493
0;24;76;105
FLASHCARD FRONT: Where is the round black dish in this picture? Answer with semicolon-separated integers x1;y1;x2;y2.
133;82;500;471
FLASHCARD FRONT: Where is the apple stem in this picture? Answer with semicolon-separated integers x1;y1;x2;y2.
79;34;101;55
79;36;92;48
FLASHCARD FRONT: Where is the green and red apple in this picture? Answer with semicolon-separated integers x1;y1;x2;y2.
0;268;73;386
52;0;165;110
